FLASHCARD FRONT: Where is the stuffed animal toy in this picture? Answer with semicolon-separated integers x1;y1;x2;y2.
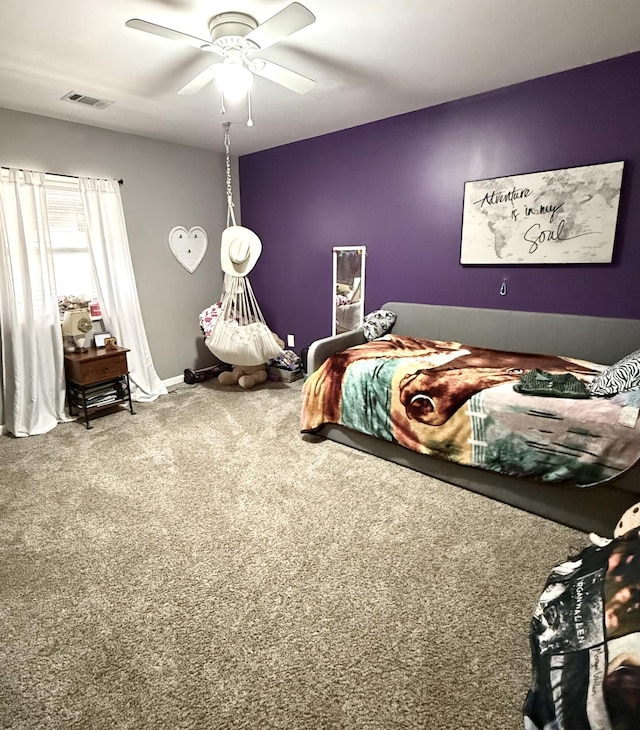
589;501;640;547
614;502;640;538
217;334;285;390
218;363;269;390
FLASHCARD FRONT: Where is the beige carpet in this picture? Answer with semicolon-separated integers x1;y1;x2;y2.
0;379;586;729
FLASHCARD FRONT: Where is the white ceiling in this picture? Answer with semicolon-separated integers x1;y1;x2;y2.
1;0;640;156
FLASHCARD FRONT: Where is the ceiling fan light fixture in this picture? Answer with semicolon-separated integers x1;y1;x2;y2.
127;2;317;117
215;58;254;101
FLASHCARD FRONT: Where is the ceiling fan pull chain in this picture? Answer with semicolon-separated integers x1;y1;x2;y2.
219;90;226;116
223;122;237;227
247;90;254;127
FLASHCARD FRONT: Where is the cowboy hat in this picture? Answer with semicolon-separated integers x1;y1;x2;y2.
220;226;262;277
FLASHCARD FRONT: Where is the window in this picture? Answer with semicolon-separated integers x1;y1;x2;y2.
45;174;98;303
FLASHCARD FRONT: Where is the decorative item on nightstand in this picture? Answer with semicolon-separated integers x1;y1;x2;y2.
61;309;94;353
94;332;111;348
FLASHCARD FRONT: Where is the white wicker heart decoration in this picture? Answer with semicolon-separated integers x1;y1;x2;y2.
168;225;208;273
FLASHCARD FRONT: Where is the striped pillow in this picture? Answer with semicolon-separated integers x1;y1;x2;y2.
588;348;640;396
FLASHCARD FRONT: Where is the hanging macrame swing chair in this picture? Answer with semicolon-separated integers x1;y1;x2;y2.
205;123;283;367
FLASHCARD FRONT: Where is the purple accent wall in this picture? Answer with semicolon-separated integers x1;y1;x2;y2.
239;52;640;353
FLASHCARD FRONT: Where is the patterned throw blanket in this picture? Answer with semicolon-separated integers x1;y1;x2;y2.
525;528;640;728
301;335;640;486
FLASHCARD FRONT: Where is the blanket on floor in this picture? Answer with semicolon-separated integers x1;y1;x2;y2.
524;528;640;729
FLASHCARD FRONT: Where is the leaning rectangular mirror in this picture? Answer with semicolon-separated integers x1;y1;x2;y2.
332;246;366;336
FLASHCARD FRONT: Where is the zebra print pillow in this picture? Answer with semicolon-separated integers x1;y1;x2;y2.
363;309;397;341
588;348;640;396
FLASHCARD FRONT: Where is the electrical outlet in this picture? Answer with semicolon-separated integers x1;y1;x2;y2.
287;334;295;347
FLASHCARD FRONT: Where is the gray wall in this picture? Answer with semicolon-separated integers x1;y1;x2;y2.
0;107;235;391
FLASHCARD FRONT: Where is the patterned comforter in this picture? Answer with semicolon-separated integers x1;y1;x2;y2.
301;335;640;487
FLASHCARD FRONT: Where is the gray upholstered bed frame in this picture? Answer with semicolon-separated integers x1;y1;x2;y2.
305;302;640;535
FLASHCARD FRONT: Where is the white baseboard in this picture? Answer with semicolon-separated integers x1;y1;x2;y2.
0;376;186;432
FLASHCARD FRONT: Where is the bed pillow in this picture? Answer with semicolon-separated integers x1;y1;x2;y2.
588;348;640;395
363;309;396;341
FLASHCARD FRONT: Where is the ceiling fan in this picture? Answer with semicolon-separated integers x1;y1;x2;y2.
126;2;316;118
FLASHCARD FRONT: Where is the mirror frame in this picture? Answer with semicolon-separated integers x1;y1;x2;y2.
332;246;366;336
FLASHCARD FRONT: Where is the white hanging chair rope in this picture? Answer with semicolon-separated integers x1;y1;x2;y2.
206;274;282;366
224;123;237;229
205;123;283;367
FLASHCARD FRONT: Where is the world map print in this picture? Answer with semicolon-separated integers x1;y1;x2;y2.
460;161;624;264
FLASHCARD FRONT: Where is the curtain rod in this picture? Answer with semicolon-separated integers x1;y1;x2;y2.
1;166;123;185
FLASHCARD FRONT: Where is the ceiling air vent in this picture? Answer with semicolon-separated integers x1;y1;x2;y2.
61;91;114;110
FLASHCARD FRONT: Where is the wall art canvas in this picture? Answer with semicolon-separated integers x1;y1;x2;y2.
460;161;624;264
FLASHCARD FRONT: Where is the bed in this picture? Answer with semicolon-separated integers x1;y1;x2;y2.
302;302;640;535
335;299;362;333
335;277;363;334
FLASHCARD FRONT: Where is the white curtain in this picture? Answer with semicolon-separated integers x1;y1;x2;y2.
79;178;166;402
0;169;68;436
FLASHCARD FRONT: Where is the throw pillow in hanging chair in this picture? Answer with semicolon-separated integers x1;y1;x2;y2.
199;301;222;337
221;226;262;277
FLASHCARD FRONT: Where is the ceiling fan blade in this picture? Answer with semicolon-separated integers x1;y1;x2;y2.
251;59;315;94
245;3;315;51
125;18;220;54
177;64;221;95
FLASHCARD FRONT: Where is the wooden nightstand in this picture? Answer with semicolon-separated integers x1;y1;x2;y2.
64;345;136;429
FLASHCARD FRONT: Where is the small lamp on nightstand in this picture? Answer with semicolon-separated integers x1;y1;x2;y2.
61;309;94;353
